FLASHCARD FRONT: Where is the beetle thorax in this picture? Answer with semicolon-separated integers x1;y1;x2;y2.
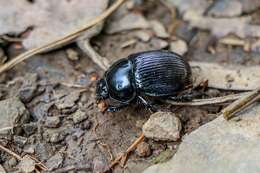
105;59;136;103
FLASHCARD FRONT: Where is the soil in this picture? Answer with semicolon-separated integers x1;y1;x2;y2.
0;1;259;173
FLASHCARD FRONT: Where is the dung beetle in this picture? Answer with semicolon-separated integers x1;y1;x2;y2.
96;50;192;112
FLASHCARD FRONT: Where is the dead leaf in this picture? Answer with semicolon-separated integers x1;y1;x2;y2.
105;12;150;34
0;0;108;49
168;0;260;38
191;62;260;90
184;12;260;38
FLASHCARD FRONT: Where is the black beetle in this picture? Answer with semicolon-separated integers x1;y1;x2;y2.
96;50;192;112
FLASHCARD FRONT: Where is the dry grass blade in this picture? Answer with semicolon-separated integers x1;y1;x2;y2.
0;0;127;74
222;87;260;120
0;143;22;160
0;126;13;133
166;92;250;106
0;143;48;171
109;133;145;170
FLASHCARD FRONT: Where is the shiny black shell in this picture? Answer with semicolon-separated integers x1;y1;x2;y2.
129;50;191;97
102;50;191;103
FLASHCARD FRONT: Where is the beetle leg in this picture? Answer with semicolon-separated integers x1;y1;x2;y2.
138;96;157;112
169;92;204;102
169;93;193;102
107;104;128;112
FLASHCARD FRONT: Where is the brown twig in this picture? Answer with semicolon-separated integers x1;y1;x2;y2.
166;92;250;106
109;133;145;170
0;143;22;160
222;87;260;120
0;0;127;74
0;143;48;171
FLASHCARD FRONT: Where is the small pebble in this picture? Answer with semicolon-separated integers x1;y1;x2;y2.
66;48;79;61
72;109;88;124
143;112;182;141
22;123;37;136
45;116;61;128
8;157;17;167
23;145;35;154
80;120;92;130
170;39;188;56
50;132;65;143
45;153;64;171
134;30;152;42
13;136;27;147
18;155;36;173
136;142;151;157
149;20;169;38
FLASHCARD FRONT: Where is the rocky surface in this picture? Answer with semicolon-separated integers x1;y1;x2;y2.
144;103;260;173
142;112;182;141
0;97;30;134
0;165;6;173
0;1;260;173
18;155;36;173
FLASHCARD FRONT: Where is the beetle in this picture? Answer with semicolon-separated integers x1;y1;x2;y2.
96;50;192;112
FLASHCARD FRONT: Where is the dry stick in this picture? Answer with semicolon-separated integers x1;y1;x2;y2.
0;126;14;133
109;133;145;169
0;143;22;160
0;0;127;74
166;92;250;106
222;87;260;120
0;143;47;171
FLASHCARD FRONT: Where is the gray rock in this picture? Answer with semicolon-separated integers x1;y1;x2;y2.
136;142;151;157
56;91;80;110
0;164;6;173
44;116;61;128
80;120;92;130
22;123;37;136
149;20;169;39
0;97;30;135
150;38;169;49
93;156;109;173
144;103;260;173
208;0;242;17
170;40;188;56
45;153;64;171
134;30;152;42
49;132;66;143
8;158;17;167
105;13;150;34
168;0;212;15
18;155;36;173
66;48;79;61
35;143;54;161
251;39;260;53
142;112;182;141
72;109;88;124
19;73;38;103
23;145;35;154
13;136;27;147
238;0;260;13
32;102;53;120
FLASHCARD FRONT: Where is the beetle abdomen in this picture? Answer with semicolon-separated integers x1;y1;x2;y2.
129;50;191;96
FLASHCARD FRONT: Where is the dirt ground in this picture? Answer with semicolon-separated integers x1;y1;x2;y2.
0;1;260;173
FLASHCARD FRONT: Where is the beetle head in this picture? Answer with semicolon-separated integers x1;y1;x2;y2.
96;78;109;101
